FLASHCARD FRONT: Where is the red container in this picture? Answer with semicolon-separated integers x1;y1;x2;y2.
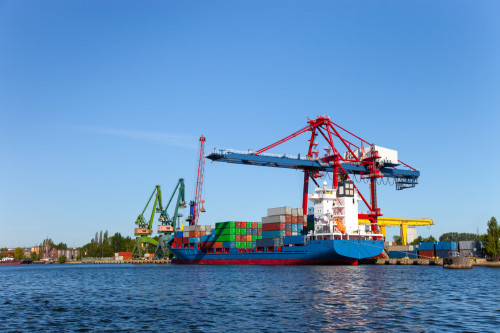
174;238;182;244
252;222;258;228
122;255;132;261
214;242;223;249
297;216;304;223
257;229;262;235
286;231;292;236
285;215;292;223
235;222;241;228
118;252;132;256
291;216;298;223
263;223;286;231
418;250;435;259
182;238;189;244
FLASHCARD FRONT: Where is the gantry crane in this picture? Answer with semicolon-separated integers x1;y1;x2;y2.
155;178;186;259
131;185;162;259
187;135;206;226
358;218;434;245
207;116;421;237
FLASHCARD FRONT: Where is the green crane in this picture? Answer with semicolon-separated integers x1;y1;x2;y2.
131;185;162;259
155;178;186;259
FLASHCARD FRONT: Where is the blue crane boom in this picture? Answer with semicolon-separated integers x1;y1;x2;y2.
206;150;419;190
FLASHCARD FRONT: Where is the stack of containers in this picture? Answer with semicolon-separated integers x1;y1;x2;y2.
114;252;132;260
418;242;436;259
213;221;262;248
172;224;215;248
258;207;305;247
387;245;418;259
458;241;475;257
435;241;458;258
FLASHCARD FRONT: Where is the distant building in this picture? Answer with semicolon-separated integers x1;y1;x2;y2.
407;226;418;244
57;248;80;260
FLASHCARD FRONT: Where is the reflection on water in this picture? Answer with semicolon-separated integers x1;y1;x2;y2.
0;264;498;332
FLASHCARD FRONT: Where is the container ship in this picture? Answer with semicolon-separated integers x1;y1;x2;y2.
167;181;384;265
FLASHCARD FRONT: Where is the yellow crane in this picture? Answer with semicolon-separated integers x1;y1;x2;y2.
359;218;434;245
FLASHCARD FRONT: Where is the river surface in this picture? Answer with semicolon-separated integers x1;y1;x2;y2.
0;264;498;332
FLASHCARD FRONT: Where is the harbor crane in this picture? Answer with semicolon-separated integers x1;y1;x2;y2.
155;178;186;259
131;185;162;259
207;116;421;237
359;218;434;245
187;135;207;226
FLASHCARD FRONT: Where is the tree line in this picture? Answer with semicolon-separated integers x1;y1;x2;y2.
80;231;138;258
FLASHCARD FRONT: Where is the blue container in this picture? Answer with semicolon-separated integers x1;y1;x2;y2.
291;224;298;232
436;249;452;258
418;242;435;251
262;230;286;239
297;224;303;232
283;235;306;245
389;250;418;259
256;238;282;247
251;242;256;248
252;228;258;235
176;231;183;238
436;242;457;250
307;214;314;223
200;235;214;242
189;237;200;243
222;241;235;248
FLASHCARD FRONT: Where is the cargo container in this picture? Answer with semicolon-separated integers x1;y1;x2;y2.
267;207;292;216
389;250;418;259
418;250;435;259
435;242;457;251
262;230;286;239
283;235;305;245
418;242;435;251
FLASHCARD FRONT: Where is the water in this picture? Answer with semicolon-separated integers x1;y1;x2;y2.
0;264;498;332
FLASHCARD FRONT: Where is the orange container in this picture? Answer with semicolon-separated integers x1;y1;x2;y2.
214;242;223;249
286;231;292;236
291;216;298;223
246;235;252;242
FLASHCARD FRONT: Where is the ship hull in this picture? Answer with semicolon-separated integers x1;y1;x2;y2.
168;239;383;265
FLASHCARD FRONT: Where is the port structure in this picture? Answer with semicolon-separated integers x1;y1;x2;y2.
206;116;420;234
358;218;434;245
187;135;206;226
155;178;187;259
132;185;162;259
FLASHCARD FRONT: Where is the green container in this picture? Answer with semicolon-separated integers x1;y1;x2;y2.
246;241;252;248
215;235;236;242
237;228;245;235
257;235;262;240
246;222;252;228
216;221;236;229
257;222;262;229
252;235;257;241
220;228;236;235
235;241;244;248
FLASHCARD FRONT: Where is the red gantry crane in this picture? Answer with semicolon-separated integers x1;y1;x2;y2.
207;116;420;235
187;135;206;226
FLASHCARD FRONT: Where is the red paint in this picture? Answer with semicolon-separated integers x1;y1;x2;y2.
262;223;286;231
172;258;358;265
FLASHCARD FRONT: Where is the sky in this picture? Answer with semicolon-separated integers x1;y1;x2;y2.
1;1;499;248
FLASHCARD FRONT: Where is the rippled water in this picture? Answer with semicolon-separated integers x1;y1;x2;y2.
0;264;498;332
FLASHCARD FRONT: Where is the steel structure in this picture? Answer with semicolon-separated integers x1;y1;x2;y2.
188;135;206;226
131;185;161;259
359;218;434;245
207;116;420;233
155;179;187;258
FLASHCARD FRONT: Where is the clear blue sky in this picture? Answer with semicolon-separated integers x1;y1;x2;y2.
1;1;499;248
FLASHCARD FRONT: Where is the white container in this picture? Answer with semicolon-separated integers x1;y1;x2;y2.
267;206;292;216
291;209;298;217
262;215;287;224
297;208;303;216
183;231;190;238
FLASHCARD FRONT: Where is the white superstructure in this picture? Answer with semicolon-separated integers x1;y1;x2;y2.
308;181;382;240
